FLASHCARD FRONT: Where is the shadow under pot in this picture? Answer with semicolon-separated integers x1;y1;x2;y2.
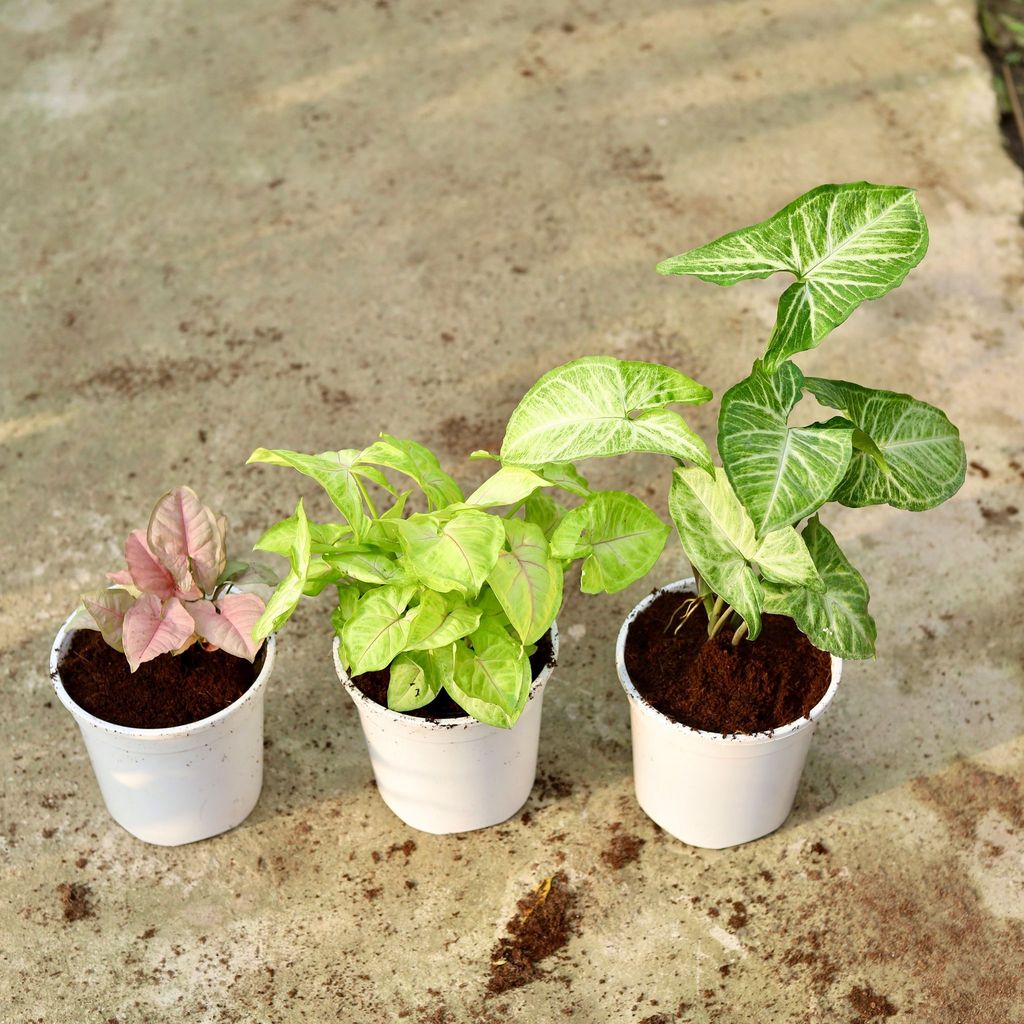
616;579;840;849
50;606;275;847
333;624;558;835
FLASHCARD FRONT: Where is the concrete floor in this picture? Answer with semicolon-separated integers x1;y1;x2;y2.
2;0;1023;1020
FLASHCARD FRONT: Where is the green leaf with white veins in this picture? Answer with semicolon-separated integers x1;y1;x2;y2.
523;492;567;540
803;378;966;510
533;463;591;498
449;625;531;728
668;468;821;640
500;357;713;471
342;584;419;675
325;550;409;585
550;491;670;594
657;183;929;371
359;435;463;509
763;516;876;659
405;591;481;649
302;558;341;595
487;520;563;644
253;499;312;642
255;516;351;557
387;647;454;713
719;361;853;536
248;448;389;542
396;509;504;596
464;466;552;508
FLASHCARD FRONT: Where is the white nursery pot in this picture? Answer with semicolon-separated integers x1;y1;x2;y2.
333;625;558;835
616;580;840;850
50;606;275;847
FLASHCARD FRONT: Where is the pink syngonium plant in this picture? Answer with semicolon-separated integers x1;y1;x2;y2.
81;487;271;672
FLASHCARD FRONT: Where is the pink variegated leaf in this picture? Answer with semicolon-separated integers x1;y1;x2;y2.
123;529;176;598
187;593;265;661
81;589;135;653
122;594;196;673
147;487;226;595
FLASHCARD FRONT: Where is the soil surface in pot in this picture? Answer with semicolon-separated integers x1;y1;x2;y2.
351;630;556;720
625;590;831;734
58;628;265;729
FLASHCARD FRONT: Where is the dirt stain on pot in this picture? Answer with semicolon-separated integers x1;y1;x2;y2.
487;871;575;994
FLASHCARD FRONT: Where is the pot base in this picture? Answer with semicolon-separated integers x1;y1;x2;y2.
618;581;841;850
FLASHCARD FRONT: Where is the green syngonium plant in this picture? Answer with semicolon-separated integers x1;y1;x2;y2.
246;402;710;727
499;182;967;661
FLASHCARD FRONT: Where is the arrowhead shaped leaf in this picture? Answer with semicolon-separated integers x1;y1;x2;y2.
500;357;713;470
464;466;552;508
486;520;563;643
396;509;504;596
248;448;382;541
255;515;351;557
449;625;531;728
358;435;463;510
120;530;178;598
550;491;670;594
188;593;265;661
532;462;591;497
523;492;568;540
657;183;929;370
301;558;342;596
331;583;363;647
719;361;853;535
122;594;196;673
387;645;455;713
342;583;419;676
147;486;224;595
325;549;410;585
804;377;966;510
253;499;312;642
763;516;876;659
405;591;481;650
81;588;135;652
668;467;821;640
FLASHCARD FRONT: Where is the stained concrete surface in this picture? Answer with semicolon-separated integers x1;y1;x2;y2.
1;0;1023;1021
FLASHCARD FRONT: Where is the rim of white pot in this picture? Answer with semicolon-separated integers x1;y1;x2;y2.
50;604;276;741
332;621;559;732
617;579;841;747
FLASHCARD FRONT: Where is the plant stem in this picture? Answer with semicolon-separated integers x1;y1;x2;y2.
355;477;379;519
1004;62;1024;158
708;604;734;639
731;621;749;645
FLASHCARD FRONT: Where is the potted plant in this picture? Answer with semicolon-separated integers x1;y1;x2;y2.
247;430;695;833
498;182;966;848
50;487;276;846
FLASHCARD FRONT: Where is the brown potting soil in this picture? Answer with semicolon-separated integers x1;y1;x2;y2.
351;629;556;720
58;627;264;729
57;881;94;922
624;590;831;734
487;870;575;994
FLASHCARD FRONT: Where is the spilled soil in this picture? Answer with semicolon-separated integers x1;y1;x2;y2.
487;871;575;994
57;882;94;922
624;590;831;734
600;823;645;870
59;628;264;729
